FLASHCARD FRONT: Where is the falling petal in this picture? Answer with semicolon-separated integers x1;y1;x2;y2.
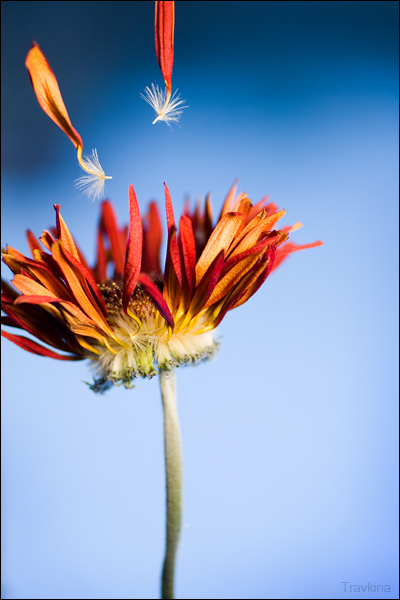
26;43;111;198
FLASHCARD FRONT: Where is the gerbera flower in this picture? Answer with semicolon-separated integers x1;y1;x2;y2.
1;182;322;392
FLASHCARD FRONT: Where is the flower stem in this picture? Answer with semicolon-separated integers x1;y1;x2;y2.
159;370;182;600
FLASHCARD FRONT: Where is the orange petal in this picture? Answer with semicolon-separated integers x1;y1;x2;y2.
54;205;80;261
51;242;113;337
177;250;225;332
218;180;238;220
195;213;243;285
25;42;111;188
205;253;262;307
12;274;58;299
25;42;83;151
228;210;286;258
231;245;276;309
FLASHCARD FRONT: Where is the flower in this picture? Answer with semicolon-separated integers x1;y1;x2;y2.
25;42;111;200
143;1;187;125
1;182;322;392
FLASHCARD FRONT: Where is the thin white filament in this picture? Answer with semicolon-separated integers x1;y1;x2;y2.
75;149;112;202
141;84;187;126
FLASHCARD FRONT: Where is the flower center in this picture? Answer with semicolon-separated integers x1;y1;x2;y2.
98;279;163;323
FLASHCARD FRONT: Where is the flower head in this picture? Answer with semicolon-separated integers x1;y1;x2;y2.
25;42;111;200
1;183;322;392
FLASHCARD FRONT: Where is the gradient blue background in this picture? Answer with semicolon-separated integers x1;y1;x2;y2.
1;2;399;599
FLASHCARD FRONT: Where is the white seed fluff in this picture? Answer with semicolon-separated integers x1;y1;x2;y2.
75;149;112;202
141;84;187;126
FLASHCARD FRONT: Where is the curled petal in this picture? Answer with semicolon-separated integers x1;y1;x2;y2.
138;273;174;328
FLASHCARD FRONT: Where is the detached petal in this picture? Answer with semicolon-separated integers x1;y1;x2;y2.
26;42;111;199
25;42;82;151
155;1;175;97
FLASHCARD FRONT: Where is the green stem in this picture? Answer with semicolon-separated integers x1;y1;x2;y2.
159;370;182;600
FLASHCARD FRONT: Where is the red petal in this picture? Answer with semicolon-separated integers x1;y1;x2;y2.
1;280;19;298
272;240;323;271
26;230;42;256
101;201;125;276
62;247;108;317
164;181;175;233
187;250;225;318
179;215;196;295
142;202;162;275
1;330;82;360
232;244;276;309
95;227;107;283
2;296;83;354
138;273;174;328
123;185;143;312
164;183;182;285
214;246;276;327
1;316;18;327
14;294;63;304
53;204;80;260
155;1;175;94
222;234;276;274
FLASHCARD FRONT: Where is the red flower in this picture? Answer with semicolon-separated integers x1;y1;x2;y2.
1;183;322;391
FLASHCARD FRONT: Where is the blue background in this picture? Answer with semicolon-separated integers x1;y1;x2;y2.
1;2;399;599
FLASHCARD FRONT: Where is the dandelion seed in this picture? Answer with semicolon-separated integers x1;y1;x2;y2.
75;149;112;202
141;84;187;126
